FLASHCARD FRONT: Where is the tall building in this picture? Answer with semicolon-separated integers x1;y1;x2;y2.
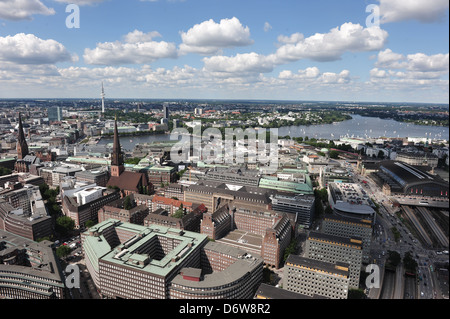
48;106;63;123
106;118;150;197
101;82;105;114
163;103;169;120
110;118;125;177
16;113;29;160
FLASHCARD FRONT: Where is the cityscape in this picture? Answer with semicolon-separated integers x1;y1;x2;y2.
0;0;448;311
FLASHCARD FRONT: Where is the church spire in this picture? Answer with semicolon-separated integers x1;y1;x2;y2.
111;116;124;177
17;113;29;160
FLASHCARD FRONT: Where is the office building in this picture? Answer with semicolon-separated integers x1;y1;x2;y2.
0;229;66;299
82;219;262;299
48;106;63;123
62;187;120;228
322;215;373;264
305;231;363;288
283;255;349;299
98;196;150;225
271;193;315;229
328;182;376;222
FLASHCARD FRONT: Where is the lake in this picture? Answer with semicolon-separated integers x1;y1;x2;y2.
98;115;449;151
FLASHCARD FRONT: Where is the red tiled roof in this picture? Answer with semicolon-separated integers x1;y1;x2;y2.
106;171;148;192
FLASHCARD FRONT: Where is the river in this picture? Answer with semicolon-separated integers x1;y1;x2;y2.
98;115;449;151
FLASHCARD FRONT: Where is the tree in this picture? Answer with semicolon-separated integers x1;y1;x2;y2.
403;252;418;273
123;196;133;210
56;245;72;258
387;250;401;268
56;216;75;236
173;204;185;219
329;150;340;159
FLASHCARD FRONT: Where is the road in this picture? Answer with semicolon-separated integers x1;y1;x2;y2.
343;160;448;299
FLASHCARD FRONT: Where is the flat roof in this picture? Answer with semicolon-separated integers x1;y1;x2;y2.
83;219;208;277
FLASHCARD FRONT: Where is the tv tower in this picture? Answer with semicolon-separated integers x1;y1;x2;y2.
101;82;105;114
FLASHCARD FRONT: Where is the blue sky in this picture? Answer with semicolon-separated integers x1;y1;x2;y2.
0;0;448;103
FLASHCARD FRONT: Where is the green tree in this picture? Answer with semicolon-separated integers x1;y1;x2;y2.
56;245;72;258
329;150;340;159
123;196;133;210
56;216;75;236
403;252;418;273
387;250;401;268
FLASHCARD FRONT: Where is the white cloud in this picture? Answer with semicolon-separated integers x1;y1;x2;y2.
83;31;178;65
277;33;304;45
369;49;449;98
273;22;388;63
0;33;75;64
264;22;272;32
179;17;254;55
123;30;162;43
202;53;276;75
378;0;449;24
375;49;449;74
0;0;55;21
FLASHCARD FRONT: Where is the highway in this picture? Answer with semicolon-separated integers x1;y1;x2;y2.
343;160;448;299
401;206;433;247
415;206;449;247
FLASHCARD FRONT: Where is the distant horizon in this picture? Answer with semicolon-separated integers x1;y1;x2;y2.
0;97;448;106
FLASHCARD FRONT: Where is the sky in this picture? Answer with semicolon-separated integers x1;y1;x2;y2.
0;0;448;103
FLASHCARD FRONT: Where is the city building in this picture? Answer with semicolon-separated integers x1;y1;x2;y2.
106;119;151;197
0;184;52;241
373;161;448;197
322;215;373;264
328;182;377;222
320;166;353;188
144;204;206;232
283;255;350;299
48;106;63;123
271;193;315;230
169;241;263;299
395;152;439;169
81;219;262;299
98;196;150;225
0;229;66;299
151;195;193;216
62;187;120;228
74;169;110;187
304;231;363;288
147;166;177;187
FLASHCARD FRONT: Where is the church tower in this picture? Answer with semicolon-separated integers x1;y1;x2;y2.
17;113;29;160
110;117;124;177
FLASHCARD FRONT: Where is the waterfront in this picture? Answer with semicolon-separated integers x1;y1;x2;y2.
98;115;449;151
